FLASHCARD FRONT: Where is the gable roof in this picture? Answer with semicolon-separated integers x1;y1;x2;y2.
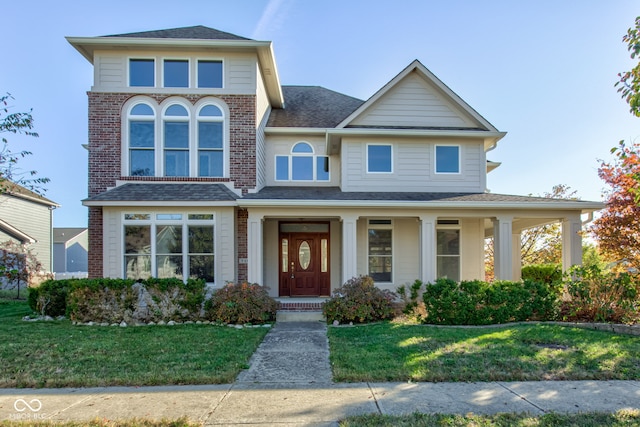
53;228;87;244
338;60;499;132
103;25;250;41
267;86;364;128
0;181;58;208
0;218;36;244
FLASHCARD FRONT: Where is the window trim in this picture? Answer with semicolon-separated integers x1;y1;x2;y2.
367;219;393;283
122;211;216;284
366;143;393;174
128;57;156;88
434;144;461;175
162;58;190;88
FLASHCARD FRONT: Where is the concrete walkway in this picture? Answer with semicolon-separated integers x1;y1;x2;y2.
1;322;640;425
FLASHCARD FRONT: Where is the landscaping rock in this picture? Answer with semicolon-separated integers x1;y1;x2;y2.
167;321;176;326
119;321;127;327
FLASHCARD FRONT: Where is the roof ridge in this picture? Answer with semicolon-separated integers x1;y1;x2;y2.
102;25;251;41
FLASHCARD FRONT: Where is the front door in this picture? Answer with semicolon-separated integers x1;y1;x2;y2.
279;223;330;297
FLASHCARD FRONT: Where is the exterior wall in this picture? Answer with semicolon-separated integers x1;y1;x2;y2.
254;65;271;191
66;232;89;272
349;72;477;128
93;51;258;95
341;137;486;193
0;195;53;271
101;206;236;286
460;218;485;280
264;135;339;187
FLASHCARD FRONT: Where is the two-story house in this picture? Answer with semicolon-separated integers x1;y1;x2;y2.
68;26;602;298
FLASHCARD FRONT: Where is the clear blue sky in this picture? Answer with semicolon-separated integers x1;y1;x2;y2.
3;0;640;227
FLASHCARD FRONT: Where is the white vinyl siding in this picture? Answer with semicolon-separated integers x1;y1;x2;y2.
349;72;476;128
342;138;485;193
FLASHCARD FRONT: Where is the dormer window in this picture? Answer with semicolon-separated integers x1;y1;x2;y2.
129;59;155;87
163;60;189;88
275;142;329;182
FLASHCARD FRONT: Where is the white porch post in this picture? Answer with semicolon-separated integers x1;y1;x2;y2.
419;214;437;283
512;231;522;280
493;215;514;281
562;214;583;272
247;212;264;284
341;214;358;283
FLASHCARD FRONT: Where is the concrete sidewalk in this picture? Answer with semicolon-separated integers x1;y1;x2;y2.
2;381;640;425
1;322;640;425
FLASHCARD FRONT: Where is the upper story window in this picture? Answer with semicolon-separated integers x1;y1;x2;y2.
435;145;460;174
129;59;155;87
197;60;223;88
367;144;392;173
164;60;189;88
275;142;329;182
124;97;227;178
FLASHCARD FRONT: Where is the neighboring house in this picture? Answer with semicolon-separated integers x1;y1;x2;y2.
53;228;88;274
0;181;58;273
68;26;603;297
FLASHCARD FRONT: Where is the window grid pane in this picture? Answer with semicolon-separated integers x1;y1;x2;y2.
368;228;392;282
368;145;392;172
197;60;223;88
164;60;189;88
437;229;460;281
188;225;214;282
292;156;313;180
436;146;460;173
130;59;154;87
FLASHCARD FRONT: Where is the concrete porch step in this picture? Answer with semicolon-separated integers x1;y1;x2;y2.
276;298;327;322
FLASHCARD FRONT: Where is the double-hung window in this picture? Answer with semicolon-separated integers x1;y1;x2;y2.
128;103;155;176
197;105;224;177
124;213;215;283
437;224;460;281
368;219;392;282
275;142;329;181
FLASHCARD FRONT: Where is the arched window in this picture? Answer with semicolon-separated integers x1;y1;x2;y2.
128;103;155;176
276;142;329;182
163;104;189;177
197;104;224;177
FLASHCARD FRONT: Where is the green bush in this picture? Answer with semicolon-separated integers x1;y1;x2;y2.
521;264;562;286
27;279;77;317
205;282;277;324
562;265;640;323
322;275;396;324
422;278;558;325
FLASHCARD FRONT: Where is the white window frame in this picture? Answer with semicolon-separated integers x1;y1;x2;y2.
126;100;157;177
436;222;461;281
161;102;191;177
274;141;330;182
366;143;393;174
196;58;224;89
128;57;156;88
162;58;191;88
122;212;216;284
434;144;461;175
367;219;393;283
196;102;226;178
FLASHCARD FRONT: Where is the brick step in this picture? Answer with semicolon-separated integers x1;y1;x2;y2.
276;298;327;322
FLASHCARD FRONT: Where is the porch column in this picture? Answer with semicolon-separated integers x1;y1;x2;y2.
562;214;583;272
512;231;522;280
493;215;514;281
247;212;264;285
341;214;358;283
419;214;437;283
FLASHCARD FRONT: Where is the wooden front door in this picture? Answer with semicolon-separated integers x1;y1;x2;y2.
279;223;330;297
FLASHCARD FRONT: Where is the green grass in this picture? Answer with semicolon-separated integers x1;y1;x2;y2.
328;322;640;382
339;410;640;426
0;299;268;388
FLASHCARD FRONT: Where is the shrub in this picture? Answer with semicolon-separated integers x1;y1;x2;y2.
521;264;562;286
205;282;277;324
562;265;640;324
322;275;396;324
422;278;558;325
27;279;77;317
397;280;426;320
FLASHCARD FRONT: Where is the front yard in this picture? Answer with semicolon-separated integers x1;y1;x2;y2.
328;322;640;382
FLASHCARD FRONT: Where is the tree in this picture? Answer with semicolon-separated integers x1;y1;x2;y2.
590;140;640;271
0;93;49;194
616;16;640;117
0;240;45;299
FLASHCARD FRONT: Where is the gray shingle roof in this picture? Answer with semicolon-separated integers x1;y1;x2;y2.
85;183;238;203
241;187;591;204
267;86;364;128
103;25;250;41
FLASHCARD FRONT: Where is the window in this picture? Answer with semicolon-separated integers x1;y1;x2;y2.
124;98;227;178
128;103;155;176
435;145;460;174
123;213;215;283
197;105;224;177
367;144;392;173
163;104;190;177
275;142;330;181
198;60;223;88
368;220;392;282
437;228;460;281
129;59;155;87
164;60;189;88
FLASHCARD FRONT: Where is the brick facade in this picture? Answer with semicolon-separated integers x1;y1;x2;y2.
86;92;257;278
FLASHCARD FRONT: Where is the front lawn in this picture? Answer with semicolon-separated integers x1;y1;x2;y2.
0;299;268;388
328;322;640;382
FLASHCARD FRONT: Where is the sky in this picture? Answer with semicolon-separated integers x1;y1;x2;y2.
3;0;640;227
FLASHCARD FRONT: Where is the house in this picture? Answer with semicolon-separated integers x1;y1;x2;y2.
0;181;58;273
68;26;603;297
53;227;88;275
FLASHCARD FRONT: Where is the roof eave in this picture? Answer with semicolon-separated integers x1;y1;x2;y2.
82;200;237;207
